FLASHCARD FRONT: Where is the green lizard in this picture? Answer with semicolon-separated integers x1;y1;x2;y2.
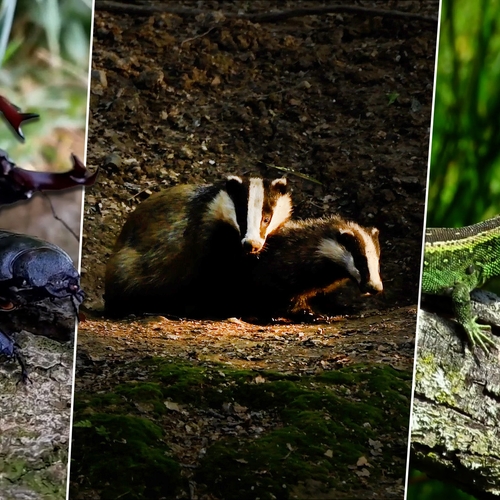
422;215;500;351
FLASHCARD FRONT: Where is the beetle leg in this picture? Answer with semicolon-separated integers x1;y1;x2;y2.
0;330;30;384
13;345;31;385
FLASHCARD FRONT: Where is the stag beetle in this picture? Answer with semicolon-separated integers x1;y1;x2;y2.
0;230;84;310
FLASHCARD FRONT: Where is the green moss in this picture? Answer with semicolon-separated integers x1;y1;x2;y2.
71;414;181;499
74;391;124;411
72;360;411;499
196;365;409;498
0;458;67;498
0;458;29;482
115;382;167;415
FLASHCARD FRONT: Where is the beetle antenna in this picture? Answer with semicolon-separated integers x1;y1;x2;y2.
42;192;79;242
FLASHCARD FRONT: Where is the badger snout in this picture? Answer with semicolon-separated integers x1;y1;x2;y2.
242;238;264;254
360;281;384;295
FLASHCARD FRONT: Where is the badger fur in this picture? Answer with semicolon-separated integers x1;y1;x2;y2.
242;215;383;316
104;175;292;316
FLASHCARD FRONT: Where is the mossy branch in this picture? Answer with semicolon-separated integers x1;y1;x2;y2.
411;298;500;498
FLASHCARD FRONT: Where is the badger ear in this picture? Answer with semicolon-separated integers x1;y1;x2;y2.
339;228;356;238
371;227;379;239
225;175;244;195
338;228;356;248
271;177;288;194
226;175;243;186
339;228;355;236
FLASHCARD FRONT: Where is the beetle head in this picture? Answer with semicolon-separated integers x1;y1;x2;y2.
11;248;82;302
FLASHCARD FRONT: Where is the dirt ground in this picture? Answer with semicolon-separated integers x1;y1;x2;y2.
72;1;438;498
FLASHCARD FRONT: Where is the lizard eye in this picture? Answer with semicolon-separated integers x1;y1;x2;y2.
466;265;475;275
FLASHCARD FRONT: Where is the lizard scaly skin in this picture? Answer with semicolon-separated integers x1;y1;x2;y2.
422;216;500;350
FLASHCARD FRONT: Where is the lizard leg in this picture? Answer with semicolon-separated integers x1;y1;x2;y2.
451;282;496;351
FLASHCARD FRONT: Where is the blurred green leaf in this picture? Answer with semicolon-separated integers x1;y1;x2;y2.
387;92;399;105
0;0;91;169
428;0;500;227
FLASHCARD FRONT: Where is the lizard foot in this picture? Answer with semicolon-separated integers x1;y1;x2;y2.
464;319;496;352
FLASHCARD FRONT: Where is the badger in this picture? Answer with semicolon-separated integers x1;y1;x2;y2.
240;215;383;316
104;175;292;316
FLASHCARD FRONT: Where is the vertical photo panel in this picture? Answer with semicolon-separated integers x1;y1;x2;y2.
72;2;439;499
0;1;94;498
409;0;500;498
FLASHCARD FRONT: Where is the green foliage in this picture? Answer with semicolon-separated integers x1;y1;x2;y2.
428;0;500;227
387;91;399;105
5;0;92;66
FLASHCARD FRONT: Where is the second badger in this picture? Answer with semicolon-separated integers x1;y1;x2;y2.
242;216;383;316
105;175;292;316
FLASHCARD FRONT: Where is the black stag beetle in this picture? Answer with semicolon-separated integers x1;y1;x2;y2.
0;231;83;382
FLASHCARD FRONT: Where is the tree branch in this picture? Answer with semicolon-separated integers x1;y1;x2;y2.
411;294;500;498
95;2;438;26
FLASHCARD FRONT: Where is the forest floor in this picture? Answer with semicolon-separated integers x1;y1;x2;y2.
71;1;438;498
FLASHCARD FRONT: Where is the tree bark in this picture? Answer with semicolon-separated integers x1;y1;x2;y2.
0;301;75;499
411;290;500;498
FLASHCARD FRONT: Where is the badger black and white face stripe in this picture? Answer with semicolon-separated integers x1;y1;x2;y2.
204;177;242;232
242;177;292;253
316;222;383;294
351;225;383;292
203;175;292;253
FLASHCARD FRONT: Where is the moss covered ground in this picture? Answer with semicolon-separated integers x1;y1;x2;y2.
71;359;411;499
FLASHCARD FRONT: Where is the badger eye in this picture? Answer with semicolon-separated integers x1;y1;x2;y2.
262;216;271;224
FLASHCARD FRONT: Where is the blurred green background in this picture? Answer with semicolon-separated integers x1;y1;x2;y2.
0;0;92;260
407;470;476;500
0;0;92;168
427;0;500;228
